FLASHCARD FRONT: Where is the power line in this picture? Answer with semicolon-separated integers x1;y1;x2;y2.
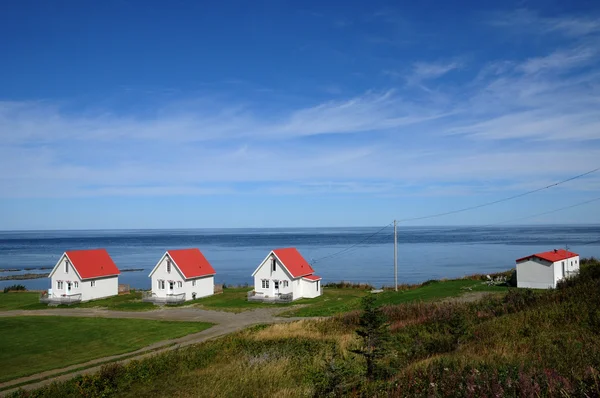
488;196;600;225
312;196;600;265
311;222;393;264
397;167;600;223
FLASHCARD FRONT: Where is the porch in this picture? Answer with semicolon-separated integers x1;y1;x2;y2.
39;293;82;305
141;291;186;305
247;290;293;303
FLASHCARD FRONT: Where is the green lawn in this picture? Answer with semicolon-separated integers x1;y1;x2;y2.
375;279;507;306
0;316;213;383
69;291;156;311
280;279;508;317
190;287;294;312
0;292;47;311
278;288;367;317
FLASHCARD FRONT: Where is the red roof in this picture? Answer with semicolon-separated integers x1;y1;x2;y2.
167;248;216;279
516;249;579;263
303;274;321;281
273;248;315;278
64;249;120;279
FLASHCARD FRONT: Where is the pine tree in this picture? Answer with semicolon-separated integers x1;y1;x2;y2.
352;294;390;380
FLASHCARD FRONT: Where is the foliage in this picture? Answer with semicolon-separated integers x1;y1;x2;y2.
351;295;391;380
3;284;26;293
10;260;600;397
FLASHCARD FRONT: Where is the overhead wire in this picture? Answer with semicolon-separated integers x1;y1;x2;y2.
396;167;600;223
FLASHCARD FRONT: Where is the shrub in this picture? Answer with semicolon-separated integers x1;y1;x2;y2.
4;284;26;293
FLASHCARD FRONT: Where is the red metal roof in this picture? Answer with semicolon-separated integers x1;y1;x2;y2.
273;248;315;278
303;274;321;281
65;249;120;279
516;249;579;263
167;248;216;279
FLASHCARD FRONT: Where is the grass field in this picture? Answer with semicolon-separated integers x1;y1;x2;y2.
0;279;509;316
0;292;47;311
15;260;600;397
71;291;155;311
279;279;507;317
0;316;213;383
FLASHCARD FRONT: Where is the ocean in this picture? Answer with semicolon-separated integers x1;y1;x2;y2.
1;225;599;291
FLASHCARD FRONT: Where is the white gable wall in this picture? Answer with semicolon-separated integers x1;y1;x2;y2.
49;255;118;301
253;255;297;298
150;254;214;300
516;258;554;289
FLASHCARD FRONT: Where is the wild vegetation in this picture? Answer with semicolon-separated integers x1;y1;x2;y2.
3;284;27;293
10;259;600;397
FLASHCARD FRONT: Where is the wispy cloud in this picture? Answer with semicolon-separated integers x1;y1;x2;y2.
2;8;600;201
489;9;600;37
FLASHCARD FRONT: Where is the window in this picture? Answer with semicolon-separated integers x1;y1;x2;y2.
67;282;72;291
57;281;63;289
261;279;269;289
169;281;174;290
192;280;196;286
167;260;171;273
271;258;276;272
74;281;79;288
274;280;279;290
65;260;69;273
178;281;182;288
158;280;165;290
91;280;96;287
283;280;289;288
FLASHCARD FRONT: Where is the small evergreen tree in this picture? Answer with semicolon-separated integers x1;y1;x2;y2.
352;294;390;380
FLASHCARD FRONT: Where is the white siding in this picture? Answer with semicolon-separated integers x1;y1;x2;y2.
49;255;118;301
253;255;296;298
252;253;322;300
516;258;554;289
150;254;214;301
301;279;322;298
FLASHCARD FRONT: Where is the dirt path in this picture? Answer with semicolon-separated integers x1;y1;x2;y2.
0;307;309;396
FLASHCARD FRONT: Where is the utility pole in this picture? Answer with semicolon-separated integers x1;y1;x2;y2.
394;220;398;291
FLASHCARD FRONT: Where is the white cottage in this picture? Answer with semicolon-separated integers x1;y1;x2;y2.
148;248;216;302
251;247;322;301
516;249;580;289
45;249;120;303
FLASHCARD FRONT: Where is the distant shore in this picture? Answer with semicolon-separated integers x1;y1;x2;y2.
0;268;144;281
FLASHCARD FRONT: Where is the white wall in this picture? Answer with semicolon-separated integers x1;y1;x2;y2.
552;256;580;286
301;279;322;298
517;258;554;289
253;255;295;297
49;255;118;301
150;254;214;301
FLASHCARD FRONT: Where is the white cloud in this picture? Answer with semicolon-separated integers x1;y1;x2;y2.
489;9;600;37
407;61;462;84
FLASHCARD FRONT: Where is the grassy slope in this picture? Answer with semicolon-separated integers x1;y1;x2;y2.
70;291;155;311
0;317;213;383
0;292;47;310
0;280;509;316
18;262;600;397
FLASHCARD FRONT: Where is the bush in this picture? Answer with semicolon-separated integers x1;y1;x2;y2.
4;284;26;293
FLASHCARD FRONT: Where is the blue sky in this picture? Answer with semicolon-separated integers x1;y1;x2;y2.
1;0;600;229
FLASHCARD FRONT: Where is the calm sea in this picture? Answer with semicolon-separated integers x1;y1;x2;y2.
1;225;599;291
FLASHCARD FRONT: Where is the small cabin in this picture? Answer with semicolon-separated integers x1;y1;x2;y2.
516;249;579;289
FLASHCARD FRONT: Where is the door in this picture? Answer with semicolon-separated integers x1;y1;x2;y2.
169;281;174;294
67;282;72;293
273;280;279;295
